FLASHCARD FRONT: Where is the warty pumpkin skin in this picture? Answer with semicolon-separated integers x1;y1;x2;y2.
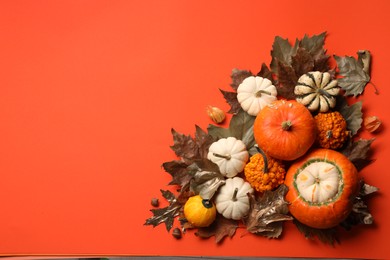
253;100;317;161
284;148;360;229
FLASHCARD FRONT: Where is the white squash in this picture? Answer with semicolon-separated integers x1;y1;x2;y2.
207;137;248;178
237;76;277;116
215;177;254;220
294;71;340;113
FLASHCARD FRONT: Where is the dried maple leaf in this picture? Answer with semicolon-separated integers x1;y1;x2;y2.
299;32;330;72
334;54;371;96
341;138;375;171
230;68;253;91
162;160;192;190
340;180;379;230
336;96;363;136
257;63;274;82
291;47;315;77
195;214;238;243
207;109;256;149
170;126;214;164
219;88;241;114
293;219;339;246
270;36;299;75
275;61;298;100
144;190;183;232
243;185;293;238
188;159;225;200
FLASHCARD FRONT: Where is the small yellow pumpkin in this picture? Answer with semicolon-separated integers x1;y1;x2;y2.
184;195;217;227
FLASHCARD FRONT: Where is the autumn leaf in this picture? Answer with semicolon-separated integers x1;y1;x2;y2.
300;32;327;59
337;96;363;136
195;214;238;243
243;185;293;238
340;180;378;230
170;126;214;164
162;160;192;189
144;190;182;232
188;159;225;200
219;89;241;114
341;138;375;171
270;36;299;74
291;47;315;77
257;63;274;82
293;219;339;245
207;109;256;149
275;61;298;100
334;55;370;96
230;68;253;91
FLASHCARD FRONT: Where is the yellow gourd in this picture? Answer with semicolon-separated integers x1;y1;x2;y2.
184;195;216;227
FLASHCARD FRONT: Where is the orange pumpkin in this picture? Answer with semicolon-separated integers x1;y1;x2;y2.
284;148;360;229
253;100;316;161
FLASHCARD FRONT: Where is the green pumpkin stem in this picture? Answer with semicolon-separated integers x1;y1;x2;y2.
281;120;292;131
202;199;213;209
232;188;238;201
255;90;272;97
213;153;231;160
255;145;269;174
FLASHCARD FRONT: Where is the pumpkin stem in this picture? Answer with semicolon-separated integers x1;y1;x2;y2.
232;188;239;201
318;88;332;98
255;90;272;97
202;199;213;209
281;120;292;131
255;145;269;173
213;153;231;160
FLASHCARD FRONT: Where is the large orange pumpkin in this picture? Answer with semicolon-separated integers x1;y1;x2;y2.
253;100;316;161
284;148;360;229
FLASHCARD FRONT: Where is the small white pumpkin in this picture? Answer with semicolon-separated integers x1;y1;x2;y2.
215;177;254;220
237;76;277;116
207;137;248;178
294;71;340;113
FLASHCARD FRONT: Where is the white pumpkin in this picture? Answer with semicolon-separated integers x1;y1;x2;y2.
207;137;249;177
215;177;254;220
294;71;340;113
237;76;277;116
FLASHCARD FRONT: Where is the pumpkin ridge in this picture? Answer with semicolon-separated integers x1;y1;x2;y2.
306;72;318;87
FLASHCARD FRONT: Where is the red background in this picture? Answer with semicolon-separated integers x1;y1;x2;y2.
0;0;389;258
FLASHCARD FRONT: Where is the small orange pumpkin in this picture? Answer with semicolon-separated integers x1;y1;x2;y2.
284;148;360;229
253;100;316;161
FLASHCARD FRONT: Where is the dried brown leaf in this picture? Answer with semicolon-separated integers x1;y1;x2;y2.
230;68;253;90
195;214;238;243
219;89;241;114
275;61;298;100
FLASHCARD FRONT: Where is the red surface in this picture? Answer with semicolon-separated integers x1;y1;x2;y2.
0;0;389;258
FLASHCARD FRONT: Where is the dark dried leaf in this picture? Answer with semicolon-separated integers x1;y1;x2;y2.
230;68;253;91
270;36;299;74
357;50;371;74
341;138;375;171
195;214;238;243
360;182;379;196
207;109;256;149
243;185;293;238
313;54;331;72
299;32;327;59
337;97;363;136
257;63;274;82
162;160;192;189
293;219;339;246
144;190;182;232
188;160;225;199
276;61;298;100
291;47;315;77
170;126;214;164
194;125;215;159
219;89;241;114
334;55;370;96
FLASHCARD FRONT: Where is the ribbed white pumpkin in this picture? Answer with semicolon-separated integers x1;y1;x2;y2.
207;137;248;178
237;76;277;116
294;71;340;113
215;177;254;220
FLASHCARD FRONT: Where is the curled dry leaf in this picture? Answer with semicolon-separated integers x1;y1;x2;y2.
364;116;381;133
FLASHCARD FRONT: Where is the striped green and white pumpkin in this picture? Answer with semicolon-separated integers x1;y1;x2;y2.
294;71;340;113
